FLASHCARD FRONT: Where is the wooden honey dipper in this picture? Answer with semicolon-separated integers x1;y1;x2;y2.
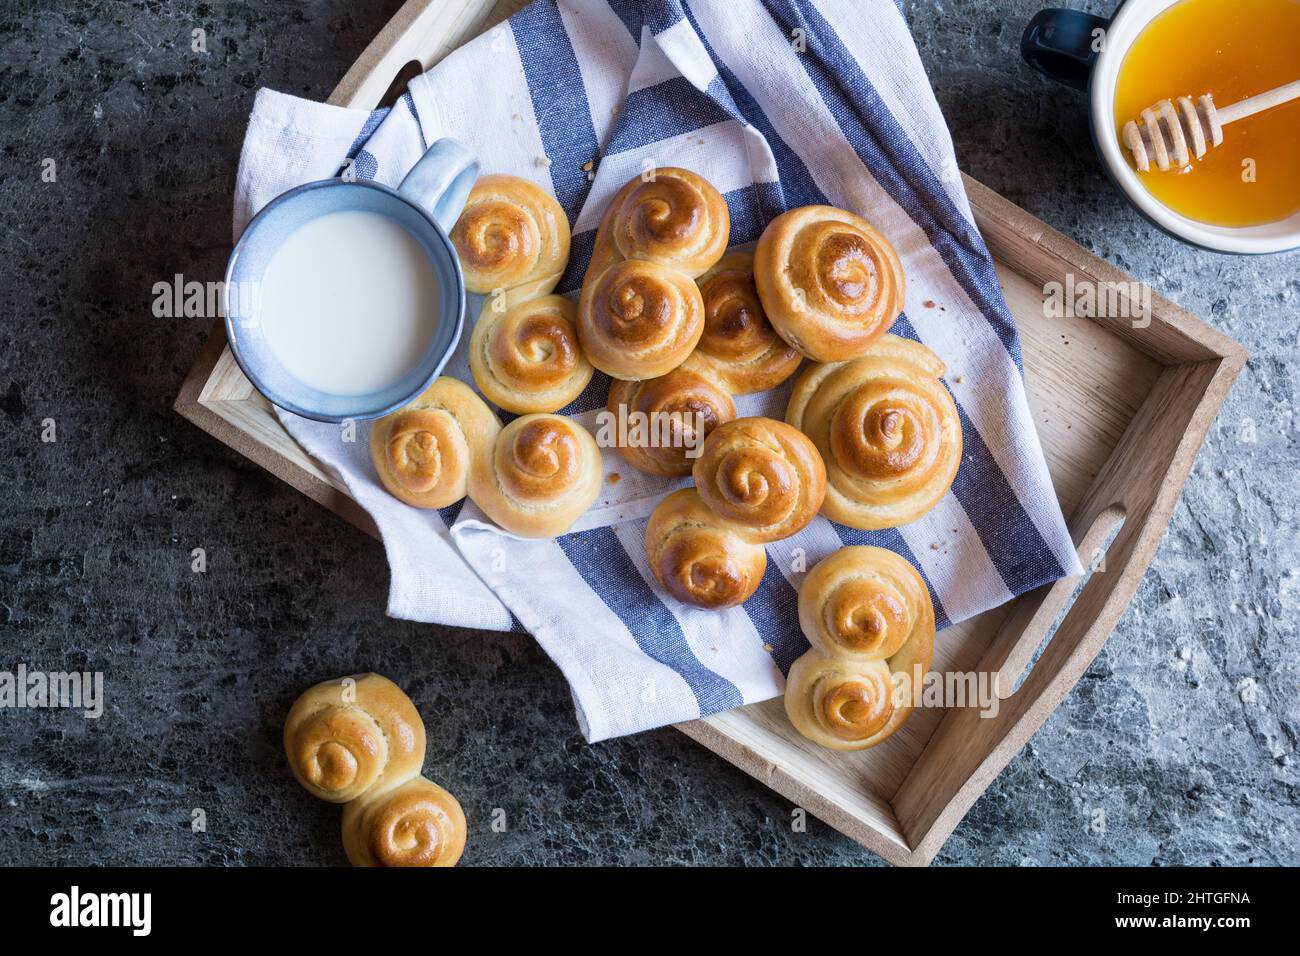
1122;79;1300;172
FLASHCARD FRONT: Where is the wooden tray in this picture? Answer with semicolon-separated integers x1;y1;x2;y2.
175;0;1246;865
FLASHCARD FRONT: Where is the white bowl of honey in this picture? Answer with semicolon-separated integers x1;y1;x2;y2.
1024;0;1300;254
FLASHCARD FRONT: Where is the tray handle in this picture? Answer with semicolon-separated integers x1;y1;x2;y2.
328;0;507;108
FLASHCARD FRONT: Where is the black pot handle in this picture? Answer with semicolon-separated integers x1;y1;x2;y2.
1021;8;1109;92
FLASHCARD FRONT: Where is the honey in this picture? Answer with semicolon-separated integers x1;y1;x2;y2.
1114;0;1300;227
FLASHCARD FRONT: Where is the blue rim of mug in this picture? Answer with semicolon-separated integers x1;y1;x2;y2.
222;178;467;423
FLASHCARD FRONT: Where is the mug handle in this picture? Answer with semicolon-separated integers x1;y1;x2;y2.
1021;8;1108;92
397;138;479;231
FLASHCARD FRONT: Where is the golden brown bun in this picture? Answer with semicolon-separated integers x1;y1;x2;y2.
341;776;467;867
682;252;802;394
606;367;735;477
692;417;827;543
450;174;571;298
283;674;426;804
469;413;602;538
644;489;766;610
577;259;704;380
370;377;501;509
786;334;961;530
785;546;935;750
586;168;730;280
798;546;934;662
754;205;905;362
469;294;593;414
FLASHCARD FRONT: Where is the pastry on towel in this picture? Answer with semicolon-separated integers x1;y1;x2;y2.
785;546;936;751
691;416;827;544
469;413;602;538
682;251;802;394
370;377;501;509
606;366;735;477
341;776;467;868
644;489;766;610
450;173;571;301
469;294;593;414
786;334;961;530
586;167;730;281
283;673;426;804
577;258;705;381
754;205;905;362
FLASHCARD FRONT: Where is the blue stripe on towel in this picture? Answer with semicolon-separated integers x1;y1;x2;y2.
608;76;735;154
510;1;600;219
557;527;745;715
641;0;687;35
759;0;1024;371
604;0;644;42
744;561;807;675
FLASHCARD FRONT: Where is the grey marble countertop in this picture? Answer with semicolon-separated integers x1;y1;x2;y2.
1;0;1295;865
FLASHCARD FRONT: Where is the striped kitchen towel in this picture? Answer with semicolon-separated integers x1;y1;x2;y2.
234;0;1083;742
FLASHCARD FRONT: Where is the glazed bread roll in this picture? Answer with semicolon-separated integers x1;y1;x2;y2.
645;489;766;610
606;367;736;477
577;258;705;380
786;334;961;530
341;776;467;868
798;546;935;662
469;294;593;414
683;252;802;394
692;417;827;543
450;174;571;300
754;205;905;362
587;168;730;280
469;413;602;537
283;674;426;804
370;377;501;509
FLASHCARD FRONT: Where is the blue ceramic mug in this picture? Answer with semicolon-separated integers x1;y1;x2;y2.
1022;1;1300;254
224;139;479;422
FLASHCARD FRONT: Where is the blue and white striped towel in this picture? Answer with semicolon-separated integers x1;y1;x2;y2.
234;0;1083;742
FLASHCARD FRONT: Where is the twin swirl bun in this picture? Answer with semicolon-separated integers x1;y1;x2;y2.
579;169;729;381
683;252;803;395
785;547;935;751
645;489;766;609
370;377;501;509
470;413;602;538
285;674;466;867
469;294;593;413
607;367;735;477
692;417;827;543
587;167;731;280
755;205;905;362
786;334;961;530
578;258;705;381
451;174;571;302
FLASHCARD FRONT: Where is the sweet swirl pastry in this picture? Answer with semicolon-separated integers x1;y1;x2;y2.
691;417;827;543
469;413;602;538
644;489;766;610
606;367;735;477
370;377;501;509
450;174;571;300
754;205;905;362
577;258;705;381
682;252;803;394
786;334;961;530
785;545;935;751
469;294;593;414
587;168;730;280
283;674;427;804
341;776;467;868
798;546;934;662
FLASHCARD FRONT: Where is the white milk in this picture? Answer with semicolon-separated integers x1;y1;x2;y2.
259;209;440;397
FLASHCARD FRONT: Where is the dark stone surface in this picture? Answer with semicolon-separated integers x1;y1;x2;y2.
1;0;1295;866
